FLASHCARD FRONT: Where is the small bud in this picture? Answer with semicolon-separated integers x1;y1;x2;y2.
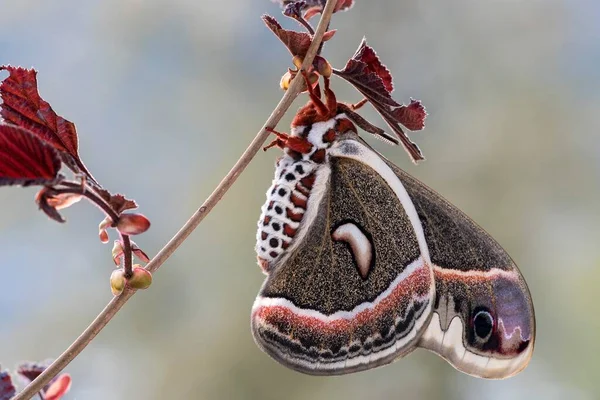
314;55;332;78
99;216;113;243
110;269;126;296
126;266;153;290
99;230;109;244
116;213;151;235
292;55;303;69
131;240;150;263
280;70;294;91
112;240;124;265
44;373;72;400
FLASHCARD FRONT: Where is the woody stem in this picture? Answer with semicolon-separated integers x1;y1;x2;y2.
13;1;339;398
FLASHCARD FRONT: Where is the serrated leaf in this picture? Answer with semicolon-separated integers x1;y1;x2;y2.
262;15;336;58
17;362;46;383
392;99;426;131
0;370;15;400
0;124;62;186
0;65;95;182
96;189;138;215
351;38;393;93
333;39;427;163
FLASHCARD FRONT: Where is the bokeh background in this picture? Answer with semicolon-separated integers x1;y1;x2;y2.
0;0;598;399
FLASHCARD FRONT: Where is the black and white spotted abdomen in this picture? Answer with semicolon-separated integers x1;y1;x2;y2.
256;156;319;272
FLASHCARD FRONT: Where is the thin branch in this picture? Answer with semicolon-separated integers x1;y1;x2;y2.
121;234;133;278
14;1;338;398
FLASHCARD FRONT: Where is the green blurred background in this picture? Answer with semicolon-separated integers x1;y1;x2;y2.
1;0;598;399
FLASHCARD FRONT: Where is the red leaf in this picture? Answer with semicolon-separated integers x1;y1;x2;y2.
392;99;427;131
0;66;95;181
333;39;427;163
44;373;72;400
0;124;61;186
262;15;336;58
352;38;393;93
96;189;138;214
0;369;15;400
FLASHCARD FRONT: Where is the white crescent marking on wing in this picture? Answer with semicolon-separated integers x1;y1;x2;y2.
329;140;431;265
331;222;373;279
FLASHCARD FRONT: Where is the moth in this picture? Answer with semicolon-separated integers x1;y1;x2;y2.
252;74;535;379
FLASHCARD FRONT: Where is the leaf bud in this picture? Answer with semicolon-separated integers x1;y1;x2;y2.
116;213;151;235
126;266;153;290
110;269;126;296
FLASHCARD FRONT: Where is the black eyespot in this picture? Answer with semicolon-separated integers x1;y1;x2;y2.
269;238;279;248
272;223;281;231
295;164;305;174
278;188;287;197
473;310;494;341
274;206;283;214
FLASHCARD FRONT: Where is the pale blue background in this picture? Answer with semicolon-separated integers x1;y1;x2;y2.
0;0;599;399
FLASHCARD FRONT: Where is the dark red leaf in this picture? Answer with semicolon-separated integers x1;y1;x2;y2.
0;369;15;400
262;15;336;59
0;66;95;181
392;99;427;131
351;38;393;93
334;39;398;106
276;0;354;19
17;362;46;382
0;124;62;186
333;39;427;163
96;189;138;215
283;1;307;20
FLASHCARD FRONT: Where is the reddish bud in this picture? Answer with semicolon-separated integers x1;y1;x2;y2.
314;55;332;78
99;216;113;243
44;373;72;400
110;269;126;296
99;230;109;244
116;213;151;235
112;240;124;265
131;240;150;263
126;266;152;290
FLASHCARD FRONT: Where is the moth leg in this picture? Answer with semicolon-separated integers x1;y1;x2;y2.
263;127;313;154
263;127;288;151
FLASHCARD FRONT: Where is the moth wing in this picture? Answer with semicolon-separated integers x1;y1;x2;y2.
252;148;435;375
388;154;536;379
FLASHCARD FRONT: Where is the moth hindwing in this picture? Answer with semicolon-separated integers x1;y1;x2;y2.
252;76;535;379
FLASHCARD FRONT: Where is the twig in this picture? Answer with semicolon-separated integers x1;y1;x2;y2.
14;1;338;398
